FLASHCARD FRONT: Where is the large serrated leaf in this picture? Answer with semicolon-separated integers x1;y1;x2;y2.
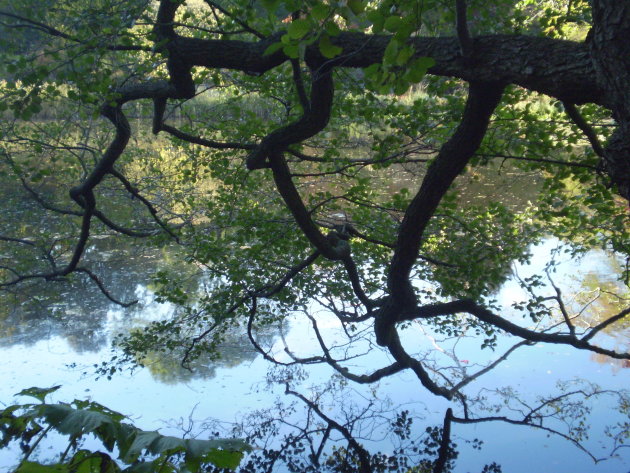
120;430;161;462
16;386;61;403
39;404;114;437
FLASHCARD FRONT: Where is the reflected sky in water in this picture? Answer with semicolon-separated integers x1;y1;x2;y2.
0;238;628;472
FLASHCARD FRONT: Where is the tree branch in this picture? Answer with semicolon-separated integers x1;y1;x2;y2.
455;0;473;58
401;298;630;360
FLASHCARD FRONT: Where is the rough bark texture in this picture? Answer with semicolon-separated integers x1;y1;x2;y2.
590;0;630;200
171;33;603;105
151;6;628;202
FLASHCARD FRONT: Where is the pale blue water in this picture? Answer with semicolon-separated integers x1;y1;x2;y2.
0;239;628;472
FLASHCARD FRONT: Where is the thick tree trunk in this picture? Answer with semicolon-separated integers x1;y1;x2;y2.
590;0;630;201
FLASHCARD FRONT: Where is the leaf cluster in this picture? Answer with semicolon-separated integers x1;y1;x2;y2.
1;386;251;472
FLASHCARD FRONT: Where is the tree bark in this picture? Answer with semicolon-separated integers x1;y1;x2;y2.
589;0;630;201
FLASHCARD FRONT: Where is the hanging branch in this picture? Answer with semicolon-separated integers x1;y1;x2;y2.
75;268;137;307
432;408;453;473
202;0;265;39
562;101;606;158
0;10;151;51
306;312;407;384
291;59;310;111
455;0;473;58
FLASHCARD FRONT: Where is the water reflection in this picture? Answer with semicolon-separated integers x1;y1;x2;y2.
0;235;628;472
591;353;630;373
0;237;159;349
0;238;273;383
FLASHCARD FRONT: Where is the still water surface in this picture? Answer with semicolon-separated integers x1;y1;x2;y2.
0;238;628;472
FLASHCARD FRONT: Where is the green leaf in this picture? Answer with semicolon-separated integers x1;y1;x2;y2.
311;4;330;21
287;18;310;39
367;11;384;33
16;386;61;403
364;63;380;78
282;44;300;58
394;79;409;95
120;430;161;462
324;20;341;36
384;16;403;32
38;404;114;437
396;45;415;66
69;450;121;473
14;461;68;473
347;0;365;15
383;40;399;65
415;56;436;69
5;396;251;473
201;450;244;470
263;41;284;56
319;34;343;59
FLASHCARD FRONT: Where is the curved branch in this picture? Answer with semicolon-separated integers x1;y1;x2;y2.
306;312;406;384
75;268;137;307
160;124;256;150
562;102;606;158
388;82;504;301
451;413;604;463
108;167;181;242
183;251;323;366
202;0;265;39
448;340;533;394
247;60;334;170
0;104;135;302
246;299;324;367
290;59;310;111
402;298;630;360
375;82;504;348
386;329;453;399
581;306;630;342
477;152;599;170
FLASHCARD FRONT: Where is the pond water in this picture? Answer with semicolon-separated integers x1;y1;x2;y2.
0;235;628;472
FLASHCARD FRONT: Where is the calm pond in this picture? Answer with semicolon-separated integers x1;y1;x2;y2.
0;233;628;472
